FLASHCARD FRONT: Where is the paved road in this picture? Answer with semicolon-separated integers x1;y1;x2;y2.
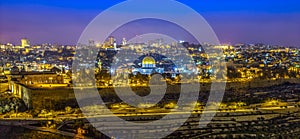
24;125;92;139
0;105;296;121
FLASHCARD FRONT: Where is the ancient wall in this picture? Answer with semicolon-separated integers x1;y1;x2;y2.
11;78;300;110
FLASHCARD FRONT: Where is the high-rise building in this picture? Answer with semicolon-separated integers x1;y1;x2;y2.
122;38;127;45
103;36;116;49
108;36;115;45
21;38;30;48
88;39;95;47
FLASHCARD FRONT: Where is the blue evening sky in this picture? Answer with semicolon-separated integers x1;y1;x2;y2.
0;0;299;46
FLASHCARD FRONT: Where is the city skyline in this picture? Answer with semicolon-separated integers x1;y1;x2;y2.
1;1;300;138
0;0;300;46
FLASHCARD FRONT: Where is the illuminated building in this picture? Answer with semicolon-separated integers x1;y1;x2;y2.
132;56;164;75
21;38;30;48
9;71;64;85
142;56;156;68
108;36;115;45
122;38;127;45
103;36;118;50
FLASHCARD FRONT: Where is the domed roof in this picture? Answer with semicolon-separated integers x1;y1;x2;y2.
142;56;156;65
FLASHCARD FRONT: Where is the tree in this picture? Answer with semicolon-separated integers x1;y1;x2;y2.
4;104;10;112
40;109;48;114
65;106;72;113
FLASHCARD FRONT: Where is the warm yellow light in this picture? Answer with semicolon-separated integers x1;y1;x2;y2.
142;56;155;65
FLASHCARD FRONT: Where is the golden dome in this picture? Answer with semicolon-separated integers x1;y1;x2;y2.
142;56;156;67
